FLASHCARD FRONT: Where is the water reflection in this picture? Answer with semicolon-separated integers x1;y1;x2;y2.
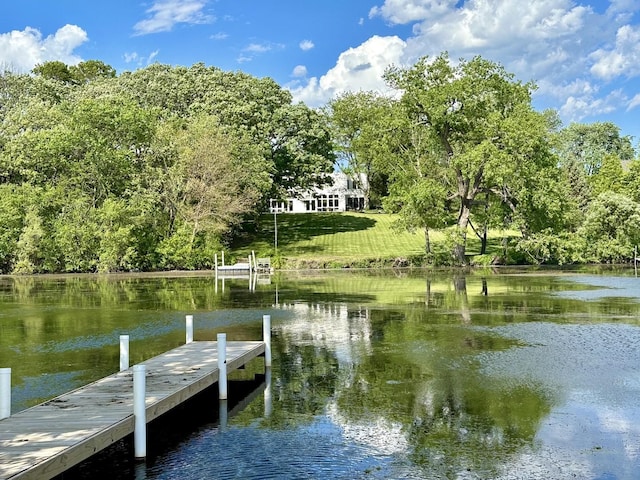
1;269;640;479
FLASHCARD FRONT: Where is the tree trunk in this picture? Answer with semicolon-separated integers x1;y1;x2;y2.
480;224;488;255
453;200;471;265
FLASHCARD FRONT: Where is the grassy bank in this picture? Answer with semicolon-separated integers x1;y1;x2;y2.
231;212;515;268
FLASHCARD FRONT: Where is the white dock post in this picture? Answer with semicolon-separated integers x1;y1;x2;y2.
263;314;272;367
217;333;227;400
133;364;147;459
0;368;10;419
186;315;194;344
119;335;130;372
221;251;225;267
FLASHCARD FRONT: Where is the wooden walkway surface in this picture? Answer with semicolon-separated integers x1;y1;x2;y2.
0;340;265;480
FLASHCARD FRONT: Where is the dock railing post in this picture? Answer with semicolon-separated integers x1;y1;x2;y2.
217;333;227;400
0;368;10;419
186;315;194;344
263;314;272;367
133;364;147;459
119;335;130;372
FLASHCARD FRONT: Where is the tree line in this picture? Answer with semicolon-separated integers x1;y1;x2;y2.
0;60;334;273
328;53;640;265
1;54;639;273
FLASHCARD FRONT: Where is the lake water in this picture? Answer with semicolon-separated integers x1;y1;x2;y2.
1;268;640;479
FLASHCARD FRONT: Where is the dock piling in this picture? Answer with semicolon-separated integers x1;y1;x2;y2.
219;399;228;430
217;333;227;399
186;315;194;344
133;364;147;459
0;367;10;419
264;367;272;418
263;315;272;367
119;335;130;372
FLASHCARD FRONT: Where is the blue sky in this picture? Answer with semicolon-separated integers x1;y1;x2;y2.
2;0;640;145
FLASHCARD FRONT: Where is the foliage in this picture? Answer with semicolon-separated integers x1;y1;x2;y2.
555;121;634;176
578;192;640;263
380;53;568;264
515;230;585;265
0;60;334;273
326;91;393;206
590;154;625;197
625;160;640;202
1;55;638;272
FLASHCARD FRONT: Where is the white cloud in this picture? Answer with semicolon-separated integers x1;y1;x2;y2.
293;0;640;132
133;0;213;36
289;35;406;107
590;24;640;80
369;0;458;24
0;24;87;73
559;89;625;121
292;65;308;78
148;50;160;64
627;94;640;111
123;50;160;66
299;40;314;51
239;42;284;63
210;32;228;40
124;52;139;64
405;0;593;61
245;43;272;53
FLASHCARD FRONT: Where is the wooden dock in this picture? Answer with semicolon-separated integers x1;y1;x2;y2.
0;340;265;480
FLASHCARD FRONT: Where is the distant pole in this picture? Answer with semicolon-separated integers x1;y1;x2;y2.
274;212;278;256
263;315;272;368
186;315;194;344
119;335;130;372
0;368;10;419
217;333;227;400
133;364;147;459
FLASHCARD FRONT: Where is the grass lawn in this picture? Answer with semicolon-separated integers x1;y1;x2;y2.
231;212;516;268
233;212;425;260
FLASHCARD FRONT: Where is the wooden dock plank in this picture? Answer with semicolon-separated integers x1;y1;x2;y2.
0;340;265;480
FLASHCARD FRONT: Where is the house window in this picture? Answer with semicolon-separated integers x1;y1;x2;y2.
346;197;365;211
316;194;339;212
270;199;287;213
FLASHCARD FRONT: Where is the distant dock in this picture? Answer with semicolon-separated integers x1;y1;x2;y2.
214;251;272;291
0;316;271;480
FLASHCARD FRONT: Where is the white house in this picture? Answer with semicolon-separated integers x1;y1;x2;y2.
269;172;368;213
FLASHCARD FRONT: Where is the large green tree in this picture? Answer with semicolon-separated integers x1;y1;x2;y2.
116;63;335;199
154;115;270;269
554;121;635;211
382;53;567;264
327;91;394;207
